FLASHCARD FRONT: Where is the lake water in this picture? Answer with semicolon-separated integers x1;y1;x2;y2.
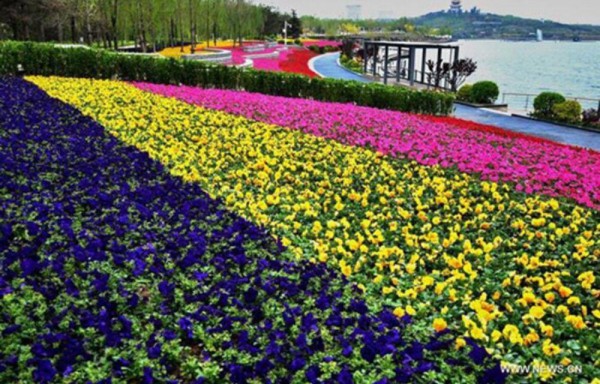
456;39;600;110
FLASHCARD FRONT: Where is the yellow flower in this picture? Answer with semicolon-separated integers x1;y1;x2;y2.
524;331;540;346
559;286;573;298
382;286;394;295
433;318;448;332
491;330;502;342
341;264;352;277
405;305;416;316
542;339;561;356
393;307;405;318
565;315;586;330
470;326;485;340
578;271;595;290
455;337;466;349
529;306;545;319
532;218;546;227
540;323;554;337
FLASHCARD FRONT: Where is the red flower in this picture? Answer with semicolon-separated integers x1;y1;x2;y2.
279;49;318;78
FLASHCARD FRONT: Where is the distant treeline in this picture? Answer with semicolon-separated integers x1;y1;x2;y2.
0;0;302;51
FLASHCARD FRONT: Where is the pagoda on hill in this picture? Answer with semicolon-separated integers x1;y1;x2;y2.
449;0;462;14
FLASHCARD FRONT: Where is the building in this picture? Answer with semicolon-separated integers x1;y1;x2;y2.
347;4;362;20
449;0;462;14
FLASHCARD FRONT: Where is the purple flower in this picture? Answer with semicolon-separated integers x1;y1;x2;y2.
290;356;306;371
33;359;57;383
337;366;354;384
143;366;154;383
306;365;321;383
158;281;175;297
178;317;194;339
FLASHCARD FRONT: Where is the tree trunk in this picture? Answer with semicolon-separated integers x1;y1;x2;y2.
111;0;119;50
189;0;196;53
57;21;64;42
206;5;210;47
137;0;147;52
86;10;93;45
71;16;76;43
169;18;175;47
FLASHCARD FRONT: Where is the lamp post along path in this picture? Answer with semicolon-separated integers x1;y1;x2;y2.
283;21;291;50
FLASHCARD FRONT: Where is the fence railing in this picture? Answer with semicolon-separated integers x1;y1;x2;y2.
502;92;600;113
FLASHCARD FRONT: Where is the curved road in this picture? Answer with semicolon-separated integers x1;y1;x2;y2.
309;52;600;151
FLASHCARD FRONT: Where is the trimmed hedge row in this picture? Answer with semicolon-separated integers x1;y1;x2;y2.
0;41;455;115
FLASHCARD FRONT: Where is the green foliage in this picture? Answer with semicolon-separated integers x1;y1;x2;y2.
339;54;363;74
0;41;455;115
456;84;472;102
551;100;582;124
533;92;566;119
470;81;499;104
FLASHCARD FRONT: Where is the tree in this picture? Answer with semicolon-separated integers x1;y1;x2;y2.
448;58;477;90
426;59;450;88
339;23;359;34
260;5;285;37
288;9;301;38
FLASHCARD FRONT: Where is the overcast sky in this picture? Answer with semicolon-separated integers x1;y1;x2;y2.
259;0;600;25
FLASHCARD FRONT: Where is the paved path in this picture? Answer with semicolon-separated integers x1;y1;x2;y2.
454;104;600;151
310;52;600;151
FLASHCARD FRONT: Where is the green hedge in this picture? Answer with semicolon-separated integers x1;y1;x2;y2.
0;41;454;115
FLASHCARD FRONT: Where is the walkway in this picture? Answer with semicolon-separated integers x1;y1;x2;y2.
454;104;600;151
309;52;600;151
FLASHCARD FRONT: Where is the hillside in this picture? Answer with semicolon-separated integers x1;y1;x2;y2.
414;11;600;41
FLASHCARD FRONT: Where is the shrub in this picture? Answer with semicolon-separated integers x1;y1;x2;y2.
470;81;499;104
533;92;566;119
294;38;302;46
0;41;455;115
582;108;600;126
456;84;473;102
552;100;582;124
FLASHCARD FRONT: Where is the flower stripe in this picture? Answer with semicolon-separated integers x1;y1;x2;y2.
133;82;600;210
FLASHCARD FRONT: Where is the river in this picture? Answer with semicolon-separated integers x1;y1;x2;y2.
457;39;600;110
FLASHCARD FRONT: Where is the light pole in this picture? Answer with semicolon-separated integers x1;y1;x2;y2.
283;21;291;50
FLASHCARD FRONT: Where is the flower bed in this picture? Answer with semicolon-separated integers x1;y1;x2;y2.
133;83;600;210
0;77;500;383
28;76;600;382
279;49;318;77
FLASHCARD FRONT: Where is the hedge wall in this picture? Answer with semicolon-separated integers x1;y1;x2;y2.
0;41;455;115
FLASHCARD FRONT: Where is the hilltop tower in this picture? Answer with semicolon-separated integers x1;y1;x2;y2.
449;0;462;14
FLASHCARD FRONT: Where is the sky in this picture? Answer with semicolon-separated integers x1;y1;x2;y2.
259;0;600;25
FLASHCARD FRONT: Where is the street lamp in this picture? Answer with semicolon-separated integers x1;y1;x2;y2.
16;64;25;77
283;21;291;50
